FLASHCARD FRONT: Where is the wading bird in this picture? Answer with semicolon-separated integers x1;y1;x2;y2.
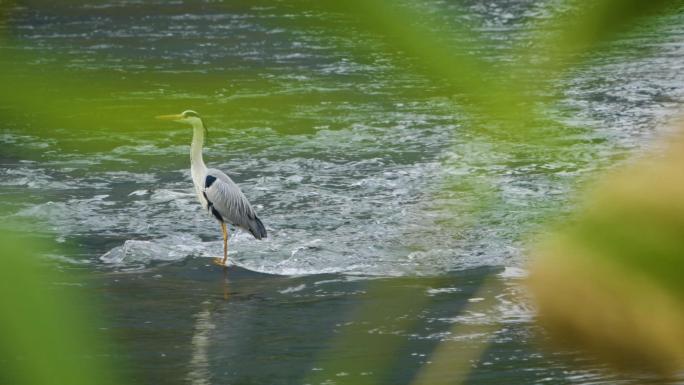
156;110;267;266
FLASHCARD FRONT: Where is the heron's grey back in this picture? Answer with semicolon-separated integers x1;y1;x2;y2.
203;169;267;239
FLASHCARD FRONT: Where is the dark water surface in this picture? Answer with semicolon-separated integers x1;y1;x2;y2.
1;1;683;384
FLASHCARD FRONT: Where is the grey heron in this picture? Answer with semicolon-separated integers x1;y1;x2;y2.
156;110;267;267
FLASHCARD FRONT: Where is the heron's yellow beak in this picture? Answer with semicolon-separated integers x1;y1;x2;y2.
155;114;184;121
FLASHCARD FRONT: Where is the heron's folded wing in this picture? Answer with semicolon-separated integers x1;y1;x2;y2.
203;174;255;227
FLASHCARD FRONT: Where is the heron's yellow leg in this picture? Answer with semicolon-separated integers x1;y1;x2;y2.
221;222;229;265
212;222;229;267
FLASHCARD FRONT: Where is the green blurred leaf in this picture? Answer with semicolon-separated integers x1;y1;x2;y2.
0;230;120;385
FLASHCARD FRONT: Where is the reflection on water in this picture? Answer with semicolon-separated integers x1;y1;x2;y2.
1;1;683;384
98;262;654;384
187;300;215;385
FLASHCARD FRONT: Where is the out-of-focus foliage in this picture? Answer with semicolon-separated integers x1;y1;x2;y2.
307;0;684;380
323;0;676;140
529;123;684;375
410;278;501;385
0;230;119;385
304;278;438;385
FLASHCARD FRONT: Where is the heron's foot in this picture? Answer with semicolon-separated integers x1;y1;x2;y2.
212;257;228;267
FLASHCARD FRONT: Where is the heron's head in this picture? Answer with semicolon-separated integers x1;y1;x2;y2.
156;110;203;126
156;110;208;139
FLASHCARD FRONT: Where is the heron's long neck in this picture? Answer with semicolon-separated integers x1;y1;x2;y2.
190;122;207;179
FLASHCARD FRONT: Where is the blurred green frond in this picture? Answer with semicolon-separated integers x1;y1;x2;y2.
0;231;119;385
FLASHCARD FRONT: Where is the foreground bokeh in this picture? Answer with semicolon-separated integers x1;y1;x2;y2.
530;123;684;375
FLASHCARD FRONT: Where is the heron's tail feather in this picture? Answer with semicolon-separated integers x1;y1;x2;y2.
248;215;267;240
